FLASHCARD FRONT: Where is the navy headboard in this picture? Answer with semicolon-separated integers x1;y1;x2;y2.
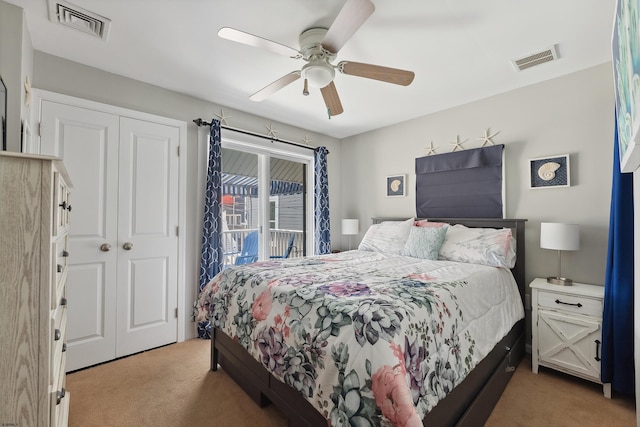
415;144;504;218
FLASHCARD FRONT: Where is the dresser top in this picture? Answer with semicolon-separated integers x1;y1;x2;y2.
529;277;604;298
0;151;72;188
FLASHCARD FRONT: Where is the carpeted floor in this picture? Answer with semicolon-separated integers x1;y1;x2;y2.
66;338;635;427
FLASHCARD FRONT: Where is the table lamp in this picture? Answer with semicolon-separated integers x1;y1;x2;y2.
342;219;359;250
540;222;580;285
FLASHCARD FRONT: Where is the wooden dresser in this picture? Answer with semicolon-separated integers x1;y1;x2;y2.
0;152;72;427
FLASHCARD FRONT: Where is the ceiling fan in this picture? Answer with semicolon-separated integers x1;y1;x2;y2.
218;0;415;117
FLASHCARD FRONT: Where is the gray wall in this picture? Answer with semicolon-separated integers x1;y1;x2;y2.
340;63;615;291
32;50;342;339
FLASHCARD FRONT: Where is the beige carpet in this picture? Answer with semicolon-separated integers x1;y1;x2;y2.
67;339;635;427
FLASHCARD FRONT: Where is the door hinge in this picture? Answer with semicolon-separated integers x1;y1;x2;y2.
175;307;178;318
176;226;179;236
38;122;42;137
177;146;180;156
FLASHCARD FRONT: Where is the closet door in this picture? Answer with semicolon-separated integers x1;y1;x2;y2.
40;101;180;371
41;101;119;370
116;117;179;356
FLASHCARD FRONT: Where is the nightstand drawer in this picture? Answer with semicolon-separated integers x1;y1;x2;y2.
537;291;603;317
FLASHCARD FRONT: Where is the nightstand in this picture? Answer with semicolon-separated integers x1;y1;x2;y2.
530;278;611;398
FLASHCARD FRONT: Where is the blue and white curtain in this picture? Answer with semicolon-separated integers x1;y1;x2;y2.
314;146;331;254
198;119;222;338
601;117;635;394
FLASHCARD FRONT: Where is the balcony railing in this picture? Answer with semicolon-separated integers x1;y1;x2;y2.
222;229;304;268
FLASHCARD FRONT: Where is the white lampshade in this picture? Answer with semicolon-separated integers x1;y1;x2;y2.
342;219;359;235
540;223;580;251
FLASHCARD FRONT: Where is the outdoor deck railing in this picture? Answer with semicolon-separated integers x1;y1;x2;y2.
222;229;304;268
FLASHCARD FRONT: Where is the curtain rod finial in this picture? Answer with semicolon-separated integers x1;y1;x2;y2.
193;118;212;127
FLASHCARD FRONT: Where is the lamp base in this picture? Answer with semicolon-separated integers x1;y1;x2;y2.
547;276;573;286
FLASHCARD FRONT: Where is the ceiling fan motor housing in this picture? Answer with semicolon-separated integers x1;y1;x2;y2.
299;28;336;87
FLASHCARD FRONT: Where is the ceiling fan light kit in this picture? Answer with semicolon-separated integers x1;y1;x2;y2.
219;0;414;117
302;61;335;88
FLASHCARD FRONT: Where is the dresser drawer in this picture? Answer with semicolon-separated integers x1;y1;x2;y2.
537;290;603;317
51;235;69;309
53;172;71;236
50;368;68;427
51;306;67;385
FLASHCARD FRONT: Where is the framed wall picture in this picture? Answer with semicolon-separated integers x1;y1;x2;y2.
612;0;640;172
386;174;406;197
529;154;570;189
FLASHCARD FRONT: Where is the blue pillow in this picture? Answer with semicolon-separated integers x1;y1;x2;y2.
402;226;447;260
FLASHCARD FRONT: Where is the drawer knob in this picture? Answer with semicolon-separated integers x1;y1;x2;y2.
595;339;601;362
100;243;111;252
62;343;67;352
54;329;61;341
67;204;72;212
555;299;582;308
57;264;63;273
123;242;134;250
59;201;67;210
62;250;69;257
60;297;67;306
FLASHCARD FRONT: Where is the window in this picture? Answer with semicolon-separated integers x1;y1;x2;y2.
218;129;314;266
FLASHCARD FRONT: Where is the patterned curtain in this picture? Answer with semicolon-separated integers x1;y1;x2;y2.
601;115;635;394
314;146;331;254
198;119;222;338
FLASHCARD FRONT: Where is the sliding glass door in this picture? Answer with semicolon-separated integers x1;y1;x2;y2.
220;131;313;268
268;156;306;260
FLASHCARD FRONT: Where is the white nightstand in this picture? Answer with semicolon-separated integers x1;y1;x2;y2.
530;278;611;398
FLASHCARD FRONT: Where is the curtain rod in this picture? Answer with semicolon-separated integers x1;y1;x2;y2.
193;118;317;152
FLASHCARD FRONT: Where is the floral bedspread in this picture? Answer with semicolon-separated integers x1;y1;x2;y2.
194;251;524;427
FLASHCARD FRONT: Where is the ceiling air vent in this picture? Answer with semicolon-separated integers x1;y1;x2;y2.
47;0;111;41
511;45;559;71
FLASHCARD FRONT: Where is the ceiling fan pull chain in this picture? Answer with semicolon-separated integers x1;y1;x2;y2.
303;79;309;96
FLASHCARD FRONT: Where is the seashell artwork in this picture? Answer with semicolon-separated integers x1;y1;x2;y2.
537;162;561;181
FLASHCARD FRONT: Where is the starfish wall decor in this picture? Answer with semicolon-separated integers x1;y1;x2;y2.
24;75;32;107
477;128;500;147
302;134;313;145
425;141;439;155
449;135;468;152
213;109;230;125
265;123;278;138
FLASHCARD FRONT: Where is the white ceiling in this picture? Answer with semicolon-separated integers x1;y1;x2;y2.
8;0;616;139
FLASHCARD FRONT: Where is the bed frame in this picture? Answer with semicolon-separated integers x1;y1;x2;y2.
210;218;527;426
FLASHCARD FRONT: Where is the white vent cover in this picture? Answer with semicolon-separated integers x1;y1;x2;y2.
511;45;559;71
47;0;111;41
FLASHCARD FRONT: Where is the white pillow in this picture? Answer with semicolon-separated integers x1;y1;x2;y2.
358;218;414;254
438;224;516;268
402;226;448;260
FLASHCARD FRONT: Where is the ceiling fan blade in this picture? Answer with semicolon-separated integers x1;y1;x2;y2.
320;81;344;117
338;61;415;86
218;27;301;58
250;71;301;102
321;0;375;54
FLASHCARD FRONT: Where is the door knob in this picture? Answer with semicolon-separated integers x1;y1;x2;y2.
100;243;111;252
123;242;134;250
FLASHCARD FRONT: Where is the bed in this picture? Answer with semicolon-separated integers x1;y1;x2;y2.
195;217;527;426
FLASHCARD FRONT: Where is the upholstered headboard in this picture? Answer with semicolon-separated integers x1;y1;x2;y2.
415;145;505;218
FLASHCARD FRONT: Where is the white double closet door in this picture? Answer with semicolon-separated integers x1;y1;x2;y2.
39;98;180;371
